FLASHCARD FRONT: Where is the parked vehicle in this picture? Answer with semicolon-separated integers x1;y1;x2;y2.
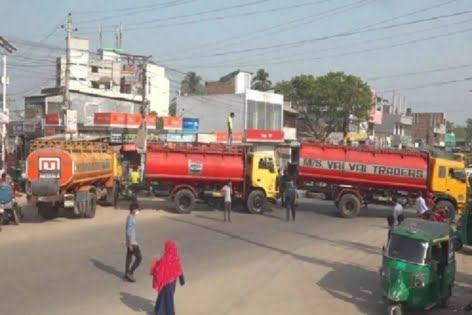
452;192;472;251
26;137;122;220
0;182;21;225
144;143;279;214
380;218;455;315
291;143;468;219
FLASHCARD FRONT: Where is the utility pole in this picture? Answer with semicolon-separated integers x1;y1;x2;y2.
61;13;78;139
138;57;150;181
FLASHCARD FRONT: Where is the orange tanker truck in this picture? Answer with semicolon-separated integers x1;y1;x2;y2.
26;137;122;220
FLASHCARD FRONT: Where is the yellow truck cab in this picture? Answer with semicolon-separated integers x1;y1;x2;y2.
249;152;279;201
430;157;468;216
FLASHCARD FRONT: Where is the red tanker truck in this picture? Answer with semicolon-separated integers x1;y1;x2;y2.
292;143;468;218
145;143;279;213
26;138;122;220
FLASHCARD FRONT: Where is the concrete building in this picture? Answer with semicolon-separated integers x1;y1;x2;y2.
26;36;170;124
411;112;447;147
374;105;413;147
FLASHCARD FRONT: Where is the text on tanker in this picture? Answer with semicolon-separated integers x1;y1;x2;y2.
75;162;112;172
301;159;426;179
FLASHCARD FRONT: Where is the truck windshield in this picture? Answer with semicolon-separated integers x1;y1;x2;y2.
387;234;428;265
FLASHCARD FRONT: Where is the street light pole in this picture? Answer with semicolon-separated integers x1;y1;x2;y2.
2;54;6;170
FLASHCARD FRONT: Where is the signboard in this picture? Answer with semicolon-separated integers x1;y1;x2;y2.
23;121;42;135
182;118;199;133
245;129;284;143
159;133;196;143
163;117;183;131
44;126;56;137
45;113;61;126
214;131;243;143
66;110;78;134
95;112;156;129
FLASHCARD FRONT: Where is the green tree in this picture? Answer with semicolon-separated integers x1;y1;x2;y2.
453;125;466;140
274;74;323;137
313;72;372;135
251;69;272;91
180;71;204;95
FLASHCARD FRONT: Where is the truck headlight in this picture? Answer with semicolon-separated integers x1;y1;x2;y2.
412;273;426;288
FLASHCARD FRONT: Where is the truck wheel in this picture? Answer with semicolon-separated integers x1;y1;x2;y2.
247;190;266;214
174;189;195;214
387;304;403;315
338;194;361;218
37;203;59;220
436;200;456;223
84;194;97;219
452;237;463;251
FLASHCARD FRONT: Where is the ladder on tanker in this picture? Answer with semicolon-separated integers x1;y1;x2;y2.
29;139;109;153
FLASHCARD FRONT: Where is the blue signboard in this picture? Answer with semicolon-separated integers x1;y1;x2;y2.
182;118;199;133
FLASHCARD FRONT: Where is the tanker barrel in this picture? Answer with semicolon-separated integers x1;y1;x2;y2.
30;179;59;196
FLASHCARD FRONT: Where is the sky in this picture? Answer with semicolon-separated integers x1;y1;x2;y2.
1;0;471;123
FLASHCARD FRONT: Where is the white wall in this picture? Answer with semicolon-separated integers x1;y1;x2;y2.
235;72;252;94
147;64;170;116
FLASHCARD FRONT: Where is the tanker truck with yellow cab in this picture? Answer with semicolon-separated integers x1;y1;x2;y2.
26;137;122;220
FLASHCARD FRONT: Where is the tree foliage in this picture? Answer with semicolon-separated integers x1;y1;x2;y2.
275;72;372;137
251;69;272;91
180;71;204;95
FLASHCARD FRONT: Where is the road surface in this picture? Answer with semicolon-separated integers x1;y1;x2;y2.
0;196;471;315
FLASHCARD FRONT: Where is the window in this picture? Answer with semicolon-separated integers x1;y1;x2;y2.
438;166;446;178
91;81;99;89
91;66;98;73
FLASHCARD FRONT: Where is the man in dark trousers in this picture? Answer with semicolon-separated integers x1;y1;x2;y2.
125;203;142;282
279;169;289;207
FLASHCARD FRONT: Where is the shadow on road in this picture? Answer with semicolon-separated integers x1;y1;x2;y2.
195;214;224;222
318;262;383;315
90;258;123;280
120;292;154;315
294;231;382;256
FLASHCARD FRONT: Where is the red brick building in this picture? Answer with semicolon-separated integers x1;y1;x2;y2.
411;112;447;147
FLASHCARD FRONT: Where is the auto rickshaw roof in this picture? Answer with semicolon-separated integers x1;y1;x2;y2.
393;218;451;243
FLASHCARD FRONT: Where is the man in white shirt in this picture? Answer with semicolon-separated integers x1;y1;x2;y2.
416;192;431;219
392;197;403;224
221;180;232;222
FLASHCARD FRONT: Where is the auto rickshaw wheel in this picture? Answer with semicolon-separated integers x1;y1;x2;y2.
387;304;403;315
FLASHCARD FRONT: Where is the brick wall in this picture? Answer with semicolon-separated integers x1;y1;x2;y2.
411;113;446;146
204;79;236;95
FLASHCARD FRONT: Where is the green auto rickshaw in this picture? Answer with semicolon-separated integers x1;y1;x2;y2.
452;193;472;251
380;218;456;315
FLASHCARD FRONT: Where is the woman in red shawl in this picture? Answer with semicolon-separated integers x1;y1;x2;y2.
150;240;185;315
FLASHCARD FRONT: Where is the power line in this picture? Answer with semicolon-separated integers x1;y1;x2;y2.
161;10;472;63
181;17;472;69
378;77;472;92
367;63;472;81
168;0;456;59
75;0;197;25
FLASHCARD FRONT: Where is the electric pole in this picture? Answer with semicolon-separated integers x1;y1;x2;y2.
61;13;77;139
138;56;150;181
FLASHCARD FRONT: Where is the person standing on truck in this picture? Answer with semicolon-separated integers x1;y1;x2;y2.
125;203;142;282
416;192;431;220
284;180;298;221
227;112;235;146
222;180;232;222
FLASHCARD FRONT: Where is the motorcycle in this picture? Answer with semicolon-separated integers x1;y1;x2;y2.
0;182;21;225
417;209;448;223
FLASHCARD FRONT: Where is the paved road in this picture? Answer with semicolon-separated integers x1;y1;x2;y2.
0;197;471;315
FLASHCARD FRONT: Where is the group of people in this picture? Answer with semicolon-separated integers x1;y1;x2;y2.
125;203;185;315
386;191;439;240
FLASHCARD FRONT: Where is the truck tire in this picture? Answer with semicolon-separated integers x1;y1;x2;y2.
436;200;456;223
84;194;97;219
174;189;195;214
37;203;59;220
338;194;361;218
247;190;266;214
